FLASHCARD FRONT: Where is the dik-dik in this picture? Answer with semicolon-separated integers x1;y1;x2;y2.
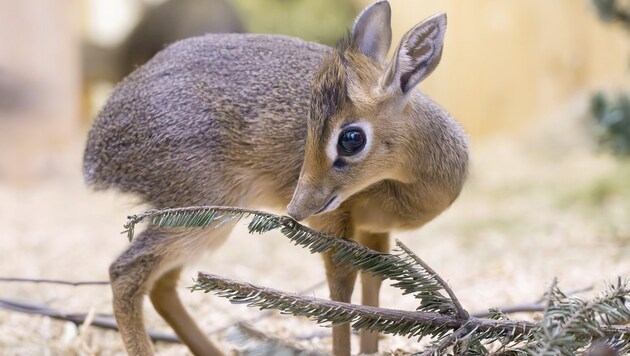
83;1;469;355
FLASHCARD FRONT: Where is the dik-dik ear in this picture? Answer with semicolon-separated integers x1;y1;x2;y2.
352;0;392;63
382;13;447;95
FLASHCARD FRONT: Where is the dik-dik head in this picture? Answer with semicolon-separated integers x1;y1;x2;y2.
287;1;448;221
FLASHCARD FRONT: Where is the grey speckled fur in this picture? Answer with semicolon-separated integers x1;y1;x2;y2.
84;34;328;208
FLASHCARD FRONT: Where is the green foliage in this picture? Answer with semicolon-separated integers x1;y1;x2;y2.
124;206;630;354
591;0;630;157
231;0;357;46
592;0;630;25
591;93;630;157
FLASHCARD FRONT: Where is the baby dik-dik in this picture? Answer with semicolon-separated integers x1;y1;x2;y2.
83;1;468;355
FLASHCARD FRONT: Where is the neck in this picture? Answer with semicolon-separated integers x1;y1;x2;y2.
398;93;469;202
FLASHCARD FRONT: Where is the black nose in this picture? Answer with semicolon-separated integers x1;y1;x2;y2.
286;205;307;221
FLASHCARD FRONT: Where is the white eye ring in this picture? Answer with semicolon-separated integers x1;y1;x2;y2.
326;121;373;163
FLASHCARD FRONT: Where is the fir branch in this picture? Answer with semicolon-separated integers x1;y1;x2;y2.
193;272;539;342
127;206;630;354
193;272;630;354
124;206;456;315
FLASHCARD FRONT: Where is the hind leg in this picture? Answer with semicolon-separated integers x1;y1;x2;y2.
109;230;161;355
150;267;222;355
110;225;232;355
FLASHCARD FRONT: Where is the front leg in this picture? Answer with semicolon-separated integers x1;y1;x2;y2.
309;213;357;356
356;231;390;354
323;251;358;356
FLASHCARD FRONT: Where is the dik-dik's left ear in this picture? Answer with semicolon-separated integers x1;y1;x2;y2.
352;0;392;64
382;13;447;95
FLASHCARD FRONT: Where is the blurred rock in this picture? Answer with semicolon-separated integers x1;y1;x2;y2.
586;340;620;356
0;0;80;182
83;0;245;85
0;71;38;115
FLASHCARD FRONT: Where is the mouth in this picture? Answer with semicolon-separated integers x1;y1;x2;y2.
314;195;340;215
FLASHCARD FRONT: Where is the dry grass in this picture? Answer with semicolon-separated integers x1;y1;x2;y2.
0;96;629;355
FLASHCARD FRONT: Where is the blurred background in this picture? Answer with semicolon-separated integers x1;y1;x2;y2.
2;0;630;179
1;0;629;354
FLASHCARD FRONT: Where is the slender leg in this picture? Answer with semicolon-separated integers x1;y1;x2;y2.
109;228;226;356
310;213;356;356
150;267;222;356
357;232;390;354
109;231;161;356
323;252;358;356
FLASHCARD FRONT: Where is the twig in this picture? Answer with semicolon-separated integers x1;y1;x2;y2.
0;277;109;286
395;239;469;320
472;303;545;318
534;284;594;304
0;276;326;341
227;323;324;355
0;297;179;343
418;323;476;356
472;285;594;318
78;306;97;356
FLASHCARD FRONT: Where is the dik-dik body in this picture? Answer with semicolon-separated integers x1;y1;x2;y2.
83;1;469;355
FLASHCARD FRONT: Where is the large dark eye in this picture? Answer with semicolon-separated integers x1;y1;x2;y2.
338;127;366;156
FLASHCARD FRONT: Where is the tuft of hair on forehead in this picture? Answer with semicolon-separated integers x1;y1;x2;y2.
308;33;359;139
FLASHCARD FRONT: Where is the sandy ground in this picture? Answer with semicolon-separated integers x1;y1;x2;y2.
0;96;629;355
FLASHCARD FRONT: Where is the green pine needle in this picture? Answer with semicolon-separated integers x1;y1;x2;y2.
522;277;630;355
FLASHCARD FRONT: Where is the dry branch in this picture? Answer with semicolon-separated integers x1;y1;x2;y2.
0;277;109;286
0;275;327;344
0;298;179;343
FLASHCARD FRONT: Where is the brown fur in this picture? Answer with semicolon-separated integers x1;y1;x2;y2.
83;1;468;355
